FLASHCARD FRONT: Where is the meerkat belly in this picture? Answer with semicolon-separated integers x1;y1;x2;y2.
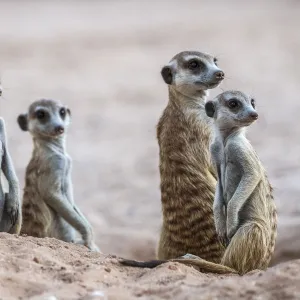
22;162;55;237
22;190;55;237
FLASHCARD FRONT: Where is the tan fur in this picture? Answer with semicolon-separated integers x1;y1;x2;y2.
157;88;224;261
21;153;55;237
156;50;225;261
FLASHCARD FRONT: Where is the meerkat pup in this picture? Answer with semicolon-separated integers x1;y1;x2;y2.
202;90;277;274
121;91;277;275
122;51;225;266
18;99;99;252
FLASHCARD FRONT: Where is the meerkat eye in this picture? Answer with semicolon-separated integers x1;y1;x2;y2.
36;110;45;120
188;60;199;70
214;58;218;66
251;99;255;108
228;99;239;109
60;108;66;118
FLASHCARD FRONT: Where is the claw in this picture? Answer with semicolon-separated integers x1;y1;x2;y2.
9;208;18;225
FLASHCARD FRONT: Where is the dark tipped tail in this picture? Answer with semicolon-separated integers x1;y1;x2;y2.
119;259;167;268
119;258;238;274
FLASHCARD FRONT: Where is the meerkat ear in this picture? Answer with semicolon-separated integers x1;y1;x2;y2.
67;108;71;116
17;114;28;131
161;65;173;85
205;101;215;118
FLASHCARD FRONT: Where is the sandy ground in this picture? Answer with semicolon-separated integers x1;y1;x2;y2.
0;0;300;299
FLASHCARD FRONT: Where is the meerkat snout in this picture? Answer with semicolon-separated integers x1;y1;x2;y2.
214;71;225;81
249;111;258;120
55;125;64;134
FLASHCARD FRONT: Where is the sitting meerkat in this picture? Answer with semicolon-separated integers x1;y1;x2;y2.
17;99;99;252
120;91;277;275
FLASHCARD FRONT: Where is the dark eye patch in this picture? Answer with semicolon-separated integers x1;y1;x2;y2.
214;57;218;66
227;98;241;109
59;107;66;118
35;109;47;120
251;98;255;108
186;59;205;71
188;59;199;70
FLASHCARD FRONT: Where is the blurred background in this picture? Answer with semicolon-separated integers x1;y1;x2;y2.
0;0;299;264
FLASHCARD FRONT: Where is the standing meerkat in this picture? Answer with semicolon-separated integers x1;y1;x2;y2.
126;51;225;262
17;99;99;252
121;91;277;275
157;51;225;261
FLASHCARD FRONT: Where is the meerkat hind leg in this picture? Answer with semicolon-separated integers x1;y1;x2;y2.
221;221;270;275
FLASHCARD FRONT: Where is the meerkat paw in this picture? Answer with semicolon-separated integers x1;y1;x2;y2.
5;195;19;225
87;242;101;253
226;220;238;241
217;231;228;248
215;218;228;247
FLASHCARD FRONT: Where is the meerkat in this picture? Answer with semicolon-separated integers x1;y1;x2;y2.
125;51;226;263
157;51;226;261
0;120;21;234
120;91;277;275
17;99;99;252
0;85;21;234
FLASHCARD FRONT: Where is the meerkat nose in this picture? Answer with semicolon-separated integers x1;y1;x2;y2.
214;71;225;80
249;112;258;120
55;126;64;134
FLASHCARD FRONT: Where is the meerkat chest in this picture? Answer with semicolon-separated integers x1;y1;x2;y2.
222;148;242;202
61;154;71;189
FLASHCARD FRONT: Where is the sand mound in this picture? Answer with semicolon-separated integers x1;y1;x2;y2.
0;233;299;300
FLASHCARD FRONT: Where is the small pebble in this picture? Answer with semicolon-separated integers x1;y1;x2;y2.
33;257;40;264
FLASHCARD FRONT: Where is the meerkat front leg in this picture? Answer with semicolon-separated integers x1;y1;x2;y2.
73;204;101;252
0;118;21;233
210;140;227;246
213;180;227;247
39;157;93;249
65;168;100;252
226;143;260;240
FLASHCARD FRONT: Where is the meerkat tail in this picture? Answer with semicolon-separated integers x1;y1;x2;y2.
120;258;237;274
171;258;238;274
264;197;277;264
221;222;270;275
119;259;167;268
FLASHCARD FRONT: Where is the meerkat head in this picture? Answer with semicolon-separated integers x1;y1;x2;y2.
160;51;224;95
17;99;71;139
205;90;258;129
